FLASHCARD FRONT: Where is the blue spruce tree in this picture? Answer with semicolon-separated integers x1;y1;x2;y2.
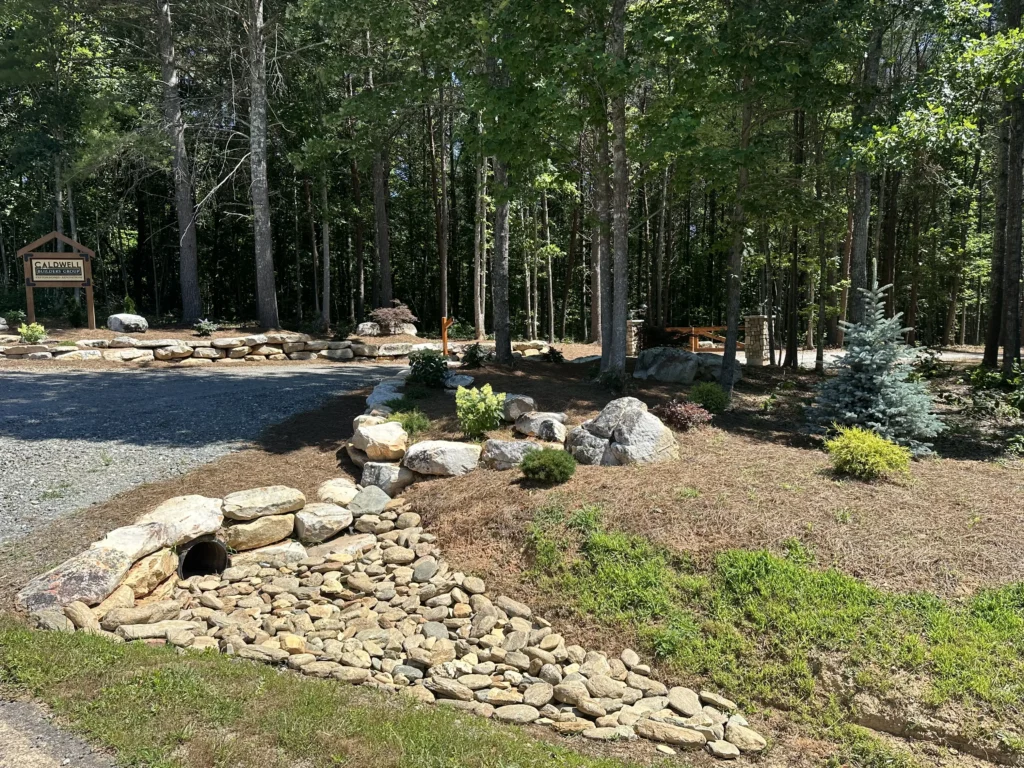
808;272;944;455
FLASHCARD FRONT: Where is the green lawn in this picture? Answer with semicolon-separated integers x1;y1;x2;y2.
0;618;644;768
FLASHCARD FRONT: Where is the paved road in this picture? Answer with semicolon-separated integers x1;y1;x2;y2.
0;700;115;768
0;364;399;544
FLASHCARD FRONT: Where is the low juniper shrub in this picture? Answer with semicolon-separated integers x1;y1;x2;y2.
521;448;577;484
194;318;219;337
652;399;713;431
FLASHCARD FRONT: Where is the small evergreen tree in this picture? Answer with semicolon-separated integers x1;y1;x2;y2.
808;274;944;455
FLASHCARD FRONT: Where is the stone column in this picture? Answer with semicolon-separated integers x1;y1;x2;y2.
626;320;644;356
744;315;768;366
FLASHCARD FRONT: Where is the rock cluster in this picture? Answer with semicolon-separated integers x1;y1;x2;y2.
567;397;680;466
633;347;742;386
355;321;419;337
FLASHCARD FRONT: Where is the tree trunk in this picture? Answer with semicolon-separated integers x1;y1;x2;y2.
849;28;884;323
1006;0;1024;372
492;158;513;364
597;120;613;371
304;177;320;316
543;190;555;343
560;195;581;339
320;174;331;331
247;0;279;328
68;183;81;305
590;218;602;344
474;152;486;339
837;176;855;345
348;160;365;322
721;92;752;394
607;0;629;379
373;151;393;307
427;96;449;319
985;110;1009;366
156;0;201;323
654;165;669;326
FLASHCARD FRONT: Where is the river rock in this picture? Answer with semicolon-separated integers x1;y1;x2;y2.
223;514;295;551
403;440;481;476
294;504;353;543
494;704;540;724
636;719;706;748
724;722;765;752
306;533;377;561
63;601;101;633
223;486;305;520
106;313;148;333
480;439;542;470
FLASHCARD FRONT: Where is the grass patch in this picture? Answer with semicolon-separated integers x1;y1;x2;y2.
527;505;1024;716
386;408;431;438
0;617;639;768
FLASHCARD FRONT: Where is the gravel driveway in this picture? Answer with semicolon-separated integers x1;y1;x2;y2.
0;365;399;544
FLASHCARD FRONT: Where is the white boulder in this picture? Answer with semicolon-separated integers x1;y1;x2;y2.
107;313;149;333
403;440;481;476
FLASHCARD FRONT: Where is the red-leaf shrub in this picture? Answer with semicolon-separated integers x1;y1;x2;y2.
370;301;418;334
652;399;713;431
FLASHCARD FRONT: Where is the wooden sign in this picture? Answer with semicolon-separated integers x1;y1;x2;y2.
17;231;97;330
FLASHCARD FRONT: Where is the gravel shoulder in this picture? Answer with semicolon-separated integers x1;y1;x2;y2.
0;365;399;544
0;699;116;768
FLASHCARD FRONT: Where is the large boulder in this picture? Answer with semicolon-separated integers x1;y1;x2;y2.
351;421;408;461
355;321;381;336
480;439;543;471
136;495;224;546
90;523;168;562
403;440;481;477
17;547;135;612
587;397;648;439
514;412;568;443
633;347;741;385
106;313;149;334
223;486;305;521
366;379;404;409
223;514;295;551
361;462;415;496
609;409;680;465
294;503;353;543
566;426;617;466
503;394;537;422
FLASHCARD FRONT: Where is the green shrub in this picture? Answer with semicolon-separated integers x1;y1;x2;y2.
194;318;219;337
521;448;577;484
461;343;488;369
689;381;728;414
547;347;565;363
825;426;911;480
409;349;448;388
456;384;505;437
387;409;431;438
123;295;137;314
18;322;46;343
5;309;27;325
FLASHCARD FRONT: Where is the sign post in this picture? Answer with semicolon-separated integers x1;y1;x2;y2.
441;316;455;357
17;232;96;330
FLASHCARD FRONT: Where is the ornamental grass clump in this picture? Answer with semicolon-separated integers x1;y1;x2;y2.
455;384;504;437
825;426;911;480
521;448;577;484
808;275;943;455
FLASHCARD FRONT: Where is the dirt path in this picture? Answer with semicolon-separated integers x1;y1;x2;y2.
0;700;115;768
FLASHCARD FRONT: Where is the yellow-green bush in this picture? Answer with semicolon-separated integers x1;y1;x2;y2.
455;384;505;437
825;426;911;480
18;322;46;343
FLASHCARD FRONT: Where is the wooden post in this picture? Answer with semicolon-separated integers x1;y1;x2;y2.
85;285;96;330
441;316;455;356
689;328;698;353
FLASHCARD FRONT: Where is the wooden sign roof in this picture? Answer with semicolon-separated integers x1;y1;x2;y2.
17;231;95;258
